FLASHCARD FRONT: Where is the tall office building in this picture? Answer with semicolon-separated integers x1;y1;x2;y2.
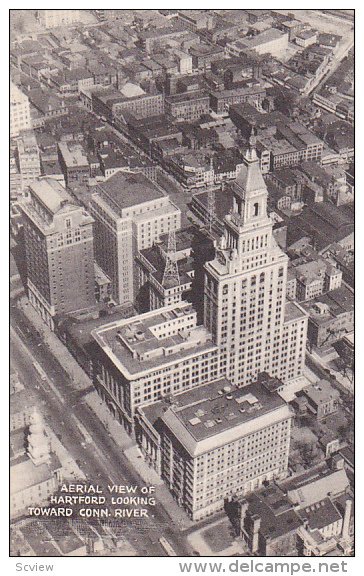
203;132;307;386
92;133;307;434
90;172;181;306
10;82;31;139
21;179;96;329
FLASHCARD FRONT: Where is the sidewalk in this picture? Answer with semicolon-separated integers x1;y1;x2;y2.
84;390;135;452
45;422;86;481
17;299;194;531
18;296;91;391
123;444;195;530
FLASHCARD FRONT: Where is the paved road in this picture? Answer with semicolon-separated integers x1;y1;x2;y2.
11;305;192;556
304;36;354;97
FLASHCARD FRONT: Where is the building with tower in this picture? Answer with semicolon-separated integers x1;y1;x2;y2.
10;410;61;519
21;178;96;329
91;130;307;432
203;131;308;385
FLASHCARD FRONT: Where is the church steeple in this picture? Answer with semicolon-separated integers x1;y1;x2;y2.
245;126;258;162
27;409;51;467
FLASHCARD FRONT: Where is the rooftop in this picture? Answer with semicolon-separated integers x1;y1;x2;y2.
92;171;165;214
155;379;291;456
243;486;302;540
286;469;349;508
244;28;287;48
92;302;216;378
10;450;61;494
300;498;342;530
166;90;209;105
284;301;308;323
302;285;353;322
301;379;340;405
27;178;76;214
58;142;89;168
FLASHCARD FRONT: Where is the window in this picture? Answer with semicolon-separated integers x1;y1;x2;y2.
253;202;259;217
65;218;72;229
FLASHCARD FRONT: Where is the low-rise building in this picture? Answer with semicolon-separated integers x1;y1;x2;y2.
298;380;340;420
295;29;318;48
165;91;210;122
209;83;266;114
302;286;354;349
92;87;164;122
227;29;288;59
289;258;342;302
225;484;301;555
38;9;80;28
58;142;89;187
189;43;225;70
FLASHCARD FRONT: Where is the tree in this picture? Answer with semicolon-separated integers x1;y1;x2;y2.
297;440;318;468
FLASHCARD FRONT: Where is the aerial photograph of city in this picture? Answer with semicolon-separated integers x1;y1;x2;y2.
9;9;354;559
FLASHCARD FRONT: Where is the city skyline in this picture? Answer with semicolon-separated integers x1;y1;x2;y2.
10;9;354;559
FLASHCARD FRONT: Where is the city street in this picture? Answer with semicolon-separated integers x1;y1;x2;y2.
304;35;354;97
10;303;193;556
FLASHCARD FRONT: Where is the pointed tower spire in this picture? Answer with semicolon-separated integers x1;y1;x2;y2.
162;229;180;287
245;125;258;162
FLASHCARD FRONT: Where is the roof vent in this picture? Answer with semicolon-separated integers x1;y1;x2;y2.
189;417;201;426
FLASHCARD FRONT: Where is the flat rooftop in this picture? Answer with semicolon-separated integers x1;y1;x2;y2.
302;379;340;405
166;90;209;104
92;302;216;378
58;142;88;168
166;379;286;439
245;28;287;48
92;171;166;213
284;301;308;323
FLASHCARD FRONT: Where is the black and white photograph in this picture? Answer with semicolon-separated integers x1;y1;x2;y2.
9;7;355;566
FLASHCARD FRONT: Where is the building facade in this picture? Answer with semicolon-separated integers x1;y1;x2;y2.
203;134;307;386
37;9;80;28
21;179;96;329
165;91;210;122
57;142;90;188
137;378;293;520
90;172;181;305
17;131;41;191
10;82;31;138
